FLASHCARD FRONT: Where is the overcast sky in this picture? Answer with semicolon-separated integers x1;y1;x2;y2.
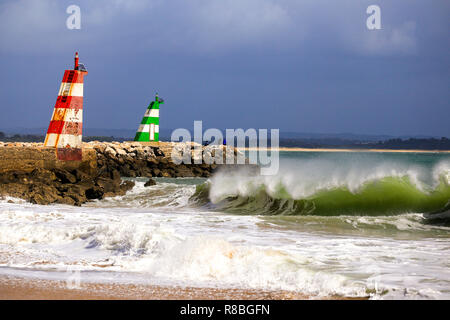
0;0;449;136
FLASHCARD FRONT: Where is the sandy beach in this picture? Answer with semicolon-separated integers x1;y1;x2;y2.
0;276;319;300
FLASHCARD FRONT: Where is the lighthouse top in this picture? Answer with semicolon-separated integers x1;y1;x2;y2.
74;52;87;72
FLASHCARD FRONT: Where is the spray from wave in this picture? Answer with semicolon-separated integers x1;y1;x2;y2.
192;159;450;217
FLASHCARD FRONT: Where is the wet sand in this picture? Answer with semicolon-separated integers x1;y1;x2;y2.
0;276;306;300
0;276;365;300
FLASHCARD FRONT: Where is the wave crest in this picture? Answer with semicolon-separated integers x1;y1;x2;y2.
192;160;450;216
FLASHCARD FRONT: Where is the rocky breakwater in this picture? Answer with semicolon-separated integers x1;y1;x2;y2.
89;141;234;179
0;141;242;206
0;142;134;206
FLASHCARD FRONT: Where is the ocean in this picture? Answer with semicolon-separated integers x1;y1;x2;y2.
0;151;449;299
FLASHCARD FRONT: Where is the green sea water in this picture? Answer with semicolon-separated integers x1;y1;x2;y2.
193;151;450;226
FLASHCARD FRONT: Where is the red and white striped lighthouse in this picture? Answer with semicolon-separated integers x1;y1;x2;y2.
44;52;87;161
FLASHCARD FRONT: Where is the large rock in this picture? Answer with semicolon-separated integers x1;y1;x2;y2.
54;169;77;184
85;186;104;200
0;165;135;206
120;180;135;194
104;146;117;157
144;178;156;187
115;148;127;156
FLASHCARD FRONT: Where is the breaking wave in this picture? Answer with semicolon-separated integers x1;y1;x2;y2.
192;160;450;216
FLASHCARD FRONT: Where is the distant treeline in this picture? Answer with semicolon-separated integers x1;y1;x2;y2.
83;136;130;142
0;132;130;143
0;131;449;150
278;137;450;150
0;133;45;142
364;137;450;150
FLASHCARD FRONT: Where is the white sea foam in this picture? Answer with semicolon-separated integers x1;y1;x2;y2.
208;159;450;203
0;198;449;299
86;180;197;209
433;160;450;186
0;203;368;296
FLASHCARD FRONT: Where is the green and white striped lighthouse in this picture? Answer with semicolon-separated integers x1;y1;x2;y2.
134;93;164;142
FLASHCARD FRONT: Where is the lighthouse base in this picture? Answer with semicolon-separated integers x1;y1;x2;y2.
57;148;82;161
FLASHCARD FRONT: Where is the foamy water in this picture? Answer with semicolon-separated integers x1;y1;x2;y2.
0;152;449;299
